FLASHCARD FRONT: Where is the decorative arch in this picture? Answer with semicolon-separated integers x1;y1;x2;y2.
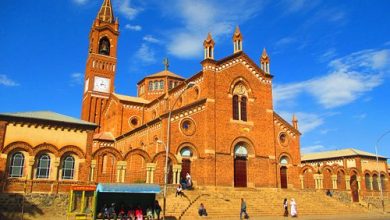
322;166;333;189
151;151;178;164
278;153;293;165
59;145;85;159
228;77;253;95
301;165;315;189
98;36;110;55
230;137;255;157
92;147;123;161
371;170;380;176
336;168;346;190
349;168;360;176
320;165;334;175
3;141;33;155
300;165;314;174
33;143;59;157
176;142;199;158
124;149;151;162
363;170;372;176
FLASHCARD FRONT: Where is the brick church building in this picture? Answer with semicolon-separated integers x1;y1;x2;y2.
0;0;388;202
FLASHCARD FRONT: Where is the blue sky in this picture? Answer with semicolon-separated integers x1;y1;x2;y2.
1;0;390;160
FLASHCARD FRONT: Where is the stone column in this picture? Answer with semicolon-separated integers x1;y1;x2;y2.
299;175;304;189
116;164;122;183
357;176;361;190
331;175;338;189
121;164;126;183
146;163;156;184
90;160;96;182
171;167;178;184
27;157;35;180
116;161;126;183
377;178;381;191
345;176;351;190
177;167;182;184
172;164;182;185
319;174;324;189
313;174;319;189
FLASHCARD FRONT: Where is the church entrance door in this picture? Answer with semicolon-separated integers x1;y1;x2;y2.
350;175;359;202
234;157;247;187
181;159;191;180
280;166;288;188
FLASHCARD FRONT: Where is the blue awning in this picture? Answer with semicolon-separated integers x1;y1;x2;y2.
96;183;161;194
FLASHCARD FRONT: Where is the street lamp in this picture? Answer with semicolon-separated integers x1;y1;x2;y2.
375;130;390;213
160;81;195;220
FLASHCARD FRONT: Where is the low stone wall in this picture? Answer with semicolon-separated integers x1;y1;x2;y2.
0;193;69;220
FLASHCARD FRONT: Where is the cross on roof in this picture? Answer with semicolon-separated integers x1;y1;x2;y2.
163;58;169;70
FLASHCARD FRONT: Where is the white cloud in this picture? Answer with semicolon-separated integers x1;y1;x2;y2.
125;24;142;31
114;0;140;20
73;0;88;5
274;49;388;109
0;74;19;86
320;48;337;62
353;113;367;120
143;35;160;44
301;145;327;154
279;111;324;134
280;0;319;14
159;0;264;58
70;73;83;86
275;37;296;48
135;43;156;64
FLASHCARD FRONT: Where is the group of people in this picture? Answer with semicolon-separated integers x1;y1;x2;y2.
98;200;161;220
283;198;298;218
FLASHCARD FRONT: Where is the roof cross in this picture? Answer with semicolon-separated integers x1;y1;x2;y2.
163;58;169;71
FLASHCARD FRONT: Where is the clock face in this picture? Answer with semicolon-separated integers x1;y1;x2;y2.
93;76;110;93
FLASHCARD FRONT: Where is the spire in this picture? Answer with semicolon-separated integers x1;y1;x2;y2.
233;26;243;53
203;33;215;60
292;114;298;130
260;48;270;74
97;0;115;23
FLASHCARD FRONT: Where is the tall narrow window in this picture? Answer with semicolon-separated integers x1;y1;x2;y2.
372;174;379;191
365;173;371;190
159;80;164;90
149;82;153;91
154;81;159;90
36;154;51;179
62;156;75;180
241;96;247;121
9;152;24;177
233;95;239;120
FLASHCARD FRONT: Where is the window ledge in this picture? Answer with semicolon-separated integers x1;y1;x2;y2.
229;119;254;126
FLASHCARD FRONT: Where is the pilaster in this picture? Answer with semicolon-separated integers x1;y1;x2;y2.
299;175;304;189
331;175;338;189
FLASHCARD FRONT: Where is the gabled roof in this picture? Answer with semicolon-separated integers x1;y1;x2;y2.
113;93;150;104
94;131;115;141
0;111;96;128
301;148;387;161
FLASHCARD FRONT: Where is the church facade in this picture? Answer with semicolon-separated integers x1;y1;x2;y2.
0;0;388;202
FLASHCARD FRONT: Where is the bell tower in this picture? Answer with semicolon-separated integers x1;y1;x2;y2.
81;0;119;130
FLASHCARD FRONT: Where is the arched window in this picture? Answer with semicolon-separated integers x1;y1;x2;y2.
365;173;371;190
98;37;110;55
280;156;288;166
9;152;24;177
233;95;239;120
180;147;192;158
372;174;379;191
62;156;75;180
36;154;51;179
380;174;386;191
149;81;153;91
153;81;159;90
241;96;247;121
234;143;248;158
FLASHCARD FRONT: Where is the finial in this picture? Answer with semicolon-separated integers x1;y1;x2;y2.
163;58;169;71
262;48;268;58
292;114;298;129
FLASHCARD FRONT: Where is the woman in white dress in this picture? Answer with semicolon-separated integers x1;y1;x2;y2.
290;198;297;217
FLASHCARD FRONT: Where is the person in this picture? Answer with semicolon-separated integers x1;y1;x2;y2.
146;206;153;220
153;200;161;220
198;203;208;216
127;206;135;220
290;198;298;217
135;206;143;220
176;184;184;197
283;198;288;217
118;205;126;220
186;173;192;189
181;177;187;190
240;198;249;219
326;189;333;197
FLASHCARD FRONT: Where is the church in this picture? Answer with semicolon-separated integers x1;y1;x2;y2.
0;0;388;203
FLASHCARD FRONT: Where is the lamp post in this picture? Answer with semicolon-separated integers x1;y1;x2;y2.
375;130;390;213
160;81;195;220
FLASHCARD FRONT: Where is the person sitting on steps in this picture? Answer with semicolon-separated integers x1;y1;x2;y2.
176;184;184;197
198;203;208;216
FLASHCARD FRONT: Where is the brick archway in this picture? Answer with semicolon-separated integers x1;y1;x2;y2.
59;145;85;159
124;149;151;183
2;141;33;155
301;166;315;189
33;143;59;157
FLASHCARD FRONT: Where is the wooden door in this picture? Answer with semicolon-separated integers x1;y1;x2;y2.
234;157;247;187
280;166;288;188
350;175;359;202
181;159;191;181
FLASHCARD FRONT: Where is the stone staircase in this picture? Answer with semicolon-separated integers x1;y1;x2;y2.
160;187;370;219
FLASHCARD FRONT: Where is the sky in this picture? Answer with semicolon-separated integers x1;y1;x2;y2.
1;0;390;160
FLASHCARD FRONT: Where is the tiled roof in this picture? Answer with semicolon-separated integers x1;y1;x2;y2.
0;111;96;127
113;93;150;104
301;148;386;161
94;132;115;141
145;70;184;79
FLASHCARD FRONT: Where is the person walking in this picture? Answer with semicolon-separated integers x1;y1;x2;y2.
290;198;298;217
240;198;249;219
283;198;288;217
153;200;161;220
